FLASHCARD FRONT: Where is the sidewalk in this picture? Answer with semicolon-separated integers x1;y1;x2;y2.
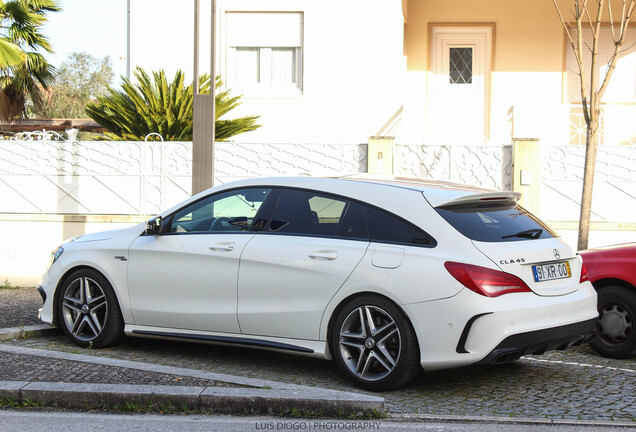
0;287;383;416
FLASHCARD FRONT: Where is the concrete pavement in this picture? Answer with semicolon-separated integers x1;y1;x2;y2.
0;287;383;417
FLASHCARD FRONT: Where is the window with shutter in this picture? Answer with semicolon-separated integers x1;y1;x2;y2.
566;27;636;103
225;12;303;95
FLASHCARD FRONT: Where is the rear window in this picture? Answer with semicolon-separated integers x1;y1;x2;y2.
435;205;557;242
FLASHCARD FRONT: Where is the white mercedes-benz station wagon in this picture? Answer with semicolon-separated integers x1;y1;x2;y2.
38;176;598;390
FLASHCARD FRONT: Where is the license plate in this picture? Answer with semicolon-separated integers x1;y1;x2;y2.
532;261;571;282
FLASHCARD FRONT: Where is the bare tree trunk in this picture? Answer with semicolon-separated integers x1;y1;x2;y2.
577;119;599;250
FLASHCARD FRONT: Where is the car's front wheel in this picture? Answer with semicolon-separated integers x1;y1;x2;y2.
57;269;124;348
331;295;420;391
590;285;636;358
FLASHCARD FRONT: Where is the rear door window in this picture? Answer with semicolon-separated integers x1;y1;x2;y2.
435;205;557;242
268;189;347;236
338;201;368;240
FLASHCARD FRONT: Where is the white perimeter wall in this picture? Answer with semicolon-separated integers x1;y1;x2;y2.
2;138;635;286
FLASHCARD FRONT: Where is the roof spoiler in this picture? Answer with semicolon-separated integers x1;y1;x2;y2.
435;191;521;210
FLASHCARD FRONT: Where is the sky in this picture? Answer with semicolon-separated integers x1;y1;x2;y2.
42;0;128;84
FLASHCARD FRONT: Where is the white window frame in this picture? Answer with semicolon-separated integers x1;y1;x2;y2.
224;11;304;97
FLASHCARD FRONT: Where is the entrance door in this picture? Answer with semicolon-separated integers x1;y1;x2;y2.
428;26;492;146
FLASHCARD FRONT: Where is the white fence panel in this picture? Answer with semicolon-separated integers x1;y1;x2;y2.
539;145;636;223
394;144;513;191
0;139;367;215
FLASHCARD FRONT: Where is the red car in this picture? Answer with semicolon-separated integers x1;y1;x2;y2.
580;243;636;358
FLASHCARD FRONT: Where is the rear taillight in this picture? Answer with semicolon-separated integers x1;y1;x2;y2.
580;262;589;283
444;262;532;298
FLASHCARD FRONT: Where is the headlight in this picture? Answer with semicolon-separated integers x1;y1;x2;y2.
50;246;64;267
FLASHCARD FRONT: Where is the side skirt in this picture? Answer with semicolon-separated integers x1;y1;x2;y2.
124;325;330;359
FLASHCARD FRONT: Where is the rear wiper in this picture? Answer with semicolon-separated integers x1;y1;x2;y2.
502;229;543;239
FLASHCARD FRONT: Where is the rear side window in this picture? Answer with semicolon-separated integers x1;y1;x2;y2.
364;205;436;246
338;201;436;247
435;205;557;242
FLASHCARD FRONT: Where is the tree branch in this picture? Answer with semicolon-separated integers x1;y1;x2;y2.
597;0;636;100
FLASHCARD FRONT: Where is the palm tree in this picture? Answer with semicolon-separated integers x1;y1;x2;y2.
0;1;27;68
0;0;60;120
86;67;261;141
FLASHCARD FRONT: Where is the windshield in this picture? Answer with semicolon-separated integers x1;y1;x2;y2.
435;204;557;242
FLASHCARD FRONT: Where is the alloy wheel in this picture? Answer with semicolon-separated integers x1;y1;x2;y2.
61;276;108;342
338;305;401;382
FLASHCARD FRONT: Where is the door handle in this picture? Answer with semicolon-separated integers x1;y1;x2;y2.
308;251;338;261
209;243;235;252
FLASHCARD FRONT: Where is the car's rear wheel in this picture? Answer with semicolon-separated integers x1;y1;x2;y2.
331;295;420;391
57;269;124;348
590;285;636;358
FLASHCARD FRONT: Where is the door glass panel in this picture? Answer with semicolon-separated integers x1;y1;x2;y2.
269;189;347;236
338;201;368;240
449;47;473;84
169;188;271;233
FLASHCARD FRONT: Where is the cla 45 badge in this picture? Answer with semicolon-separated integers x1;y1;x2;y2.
500;258;526;265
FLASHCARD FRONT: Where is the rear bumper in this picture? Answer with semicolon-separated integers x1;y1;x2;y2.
403;281;598;370
474;317;597;365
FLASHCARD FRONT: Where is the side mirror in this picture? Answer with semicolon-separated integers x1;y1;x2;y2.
145;216;163;235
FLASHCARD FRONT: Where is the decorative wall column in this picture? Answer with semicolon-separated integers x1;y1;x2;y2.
367;136;394;174
512;138;540;214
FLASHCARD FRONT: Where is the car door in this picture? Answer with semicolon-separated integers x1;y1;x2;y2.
237;188;369;340
127;187;272;333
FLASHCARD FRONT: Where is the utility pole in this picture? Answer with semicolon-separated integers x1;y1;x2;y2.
192;0;216;195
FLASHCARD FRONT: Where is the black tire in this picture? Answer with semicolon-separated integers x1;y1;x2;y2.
590;285;636;358
57;268;124;348
330;295;421;391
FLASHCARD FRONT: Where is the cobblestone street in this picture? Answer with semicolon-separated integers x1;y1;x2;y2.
7;333;636;422
0;287;42;327
2;287;635;422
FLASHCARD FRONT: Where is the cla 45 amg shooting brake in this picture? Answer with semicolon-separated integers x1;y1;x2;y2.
39;177;598;391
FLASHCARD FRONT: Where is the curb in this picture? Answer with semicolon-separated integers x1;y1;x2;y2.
0;344;384;417
0;381;384;416
0;324;58;342
389;413;636;429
